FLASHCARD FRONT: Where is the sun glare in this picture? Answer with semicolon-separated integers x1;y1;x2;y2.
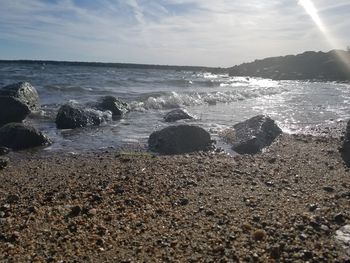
298;0;326;33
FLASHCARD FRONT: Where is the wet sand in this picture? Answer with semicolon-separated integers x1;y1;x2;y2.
1;125;350;262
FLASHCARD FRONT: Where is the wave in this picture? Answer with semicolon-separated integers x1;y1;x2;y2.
130;86;286;111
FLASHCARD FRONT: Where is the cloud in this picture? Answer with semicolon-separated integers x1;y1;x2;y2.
0;0;349;66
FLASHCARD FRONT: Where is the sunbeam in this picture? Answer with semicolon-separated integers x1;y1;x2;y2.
298;0;326;34
298;0;350;72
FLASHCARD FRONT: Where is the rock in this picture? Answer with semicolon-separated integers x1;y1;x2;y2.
335;225;350;254
0;123;50;150
0;157;9;170
231;115;282;154
0;147;10;156
323;186;335;192
56;103;112;129
96;96;129;120
335;213;346;224
164;109;194;122
340;120;350;166
0;82;39;111
0;96;31;125
148;125;212;155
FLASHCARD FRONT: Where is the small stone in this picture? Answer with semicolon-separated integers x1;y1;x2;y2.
178;198;189;206
265;181;274;187
88;208;97;217
308;203;318;212
206;210;215;216
253;229;266;241
323;186;335;192
68;205;81;217
335;213;346;224
6;194;19;204
268;157;277;163
320;225;330;232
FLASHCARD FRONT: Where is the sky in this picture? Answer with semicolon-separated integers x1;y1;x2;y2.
0;0;349;67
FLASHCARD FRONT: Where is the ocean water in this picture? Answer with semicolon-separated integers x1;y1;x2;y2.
0;62;349;153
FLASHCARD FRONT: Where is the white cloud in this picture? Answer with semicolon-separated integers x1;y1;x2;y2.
0;0;349;66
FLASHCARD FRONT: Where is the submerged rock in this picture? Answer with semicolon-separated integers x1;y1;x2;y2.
0;123;50;150
96;96;129;120
0;81;40;125
148;125;211;155
164;109;194;122
56;103;112;129
340;120;350;166
231;115;282;154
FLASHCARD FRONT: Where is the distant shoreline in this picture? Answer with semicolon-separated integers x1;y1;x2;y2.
0;59;223;72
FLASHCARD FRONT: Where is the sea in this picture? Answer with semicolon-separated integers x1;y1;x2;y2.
0;62;349;154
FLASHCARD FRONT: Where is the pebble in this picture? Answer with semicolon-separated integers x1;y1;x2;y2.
68;205;81;217
323;186;335;192
335;213;346;224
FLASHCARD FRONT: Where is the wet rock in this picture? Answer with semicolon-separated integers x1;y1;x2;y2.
0;123;50;150
0;157;9;170
164;109;194;122
96;96;129;120
0;82;39;125
0;82;39;110
0;147;10;156
56;102;112;129
231;115;282;154
148;125;212;155
0;97;31;125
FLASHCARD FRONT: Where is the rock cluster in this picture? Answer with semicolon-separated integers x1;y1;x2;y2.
0;82;50;151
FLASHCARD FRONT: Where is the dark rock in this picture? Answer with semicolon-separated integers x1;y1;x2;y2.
164;109;194;122
341;120;350;166
0;157;9;170
0;123;50;150
68;205;81;217
231;115;282;154
148;125;212;155
0;82;39;111
96;96;129;120
308;204;318;212
0;147;10;156
56;103;112;129
335;213;346;224
0;97;31;125
323;186;335;192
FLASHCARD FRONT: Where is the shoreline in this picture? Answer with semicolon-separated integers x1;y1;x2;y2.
1;125;350;261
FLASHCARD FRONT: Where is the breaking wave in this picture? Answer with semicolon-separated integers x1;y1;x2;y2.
130;86;286;111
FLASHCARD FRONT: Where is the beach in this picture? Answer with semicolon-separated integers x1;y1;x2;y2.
1;123;350;262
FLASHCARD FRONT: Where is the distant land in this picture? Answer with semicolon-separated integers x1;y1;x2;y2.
0;59;221;73
228;49;350;82
1;49;350;81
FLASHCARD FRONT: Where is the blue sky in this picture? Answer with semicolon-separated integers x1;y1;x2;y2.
0;0;349;66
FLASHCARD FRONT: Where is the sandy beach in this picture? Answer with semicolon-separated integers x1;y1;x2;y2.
1;124;350;262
